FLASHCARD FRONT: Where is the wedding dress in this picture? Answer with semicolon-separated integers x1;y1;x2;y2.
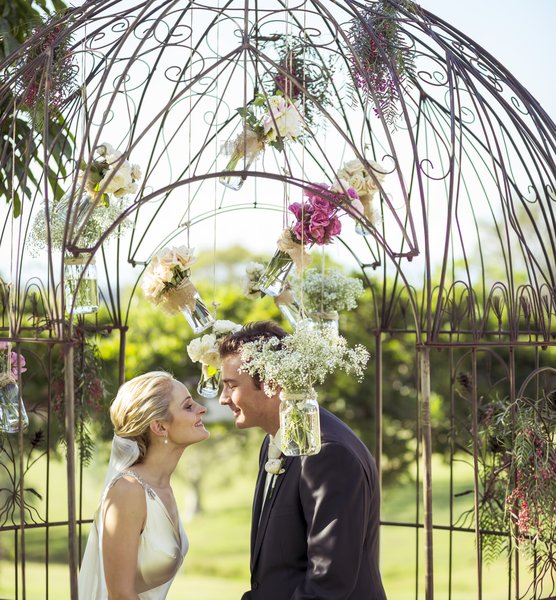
78;437;188;599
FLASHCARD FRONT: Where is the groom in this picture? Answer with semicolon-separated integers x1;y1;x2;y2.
218;321;387;600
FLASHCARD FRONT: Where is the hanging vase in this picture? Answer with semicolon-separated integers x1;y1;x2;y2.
0;379;29;434
64;253;99;315
274;285;304;330
257;249;294;297
355;220;372;236
305;310;340;335
279;389;321;456
177;280;215;334
219;129;263;191
197;364;221;398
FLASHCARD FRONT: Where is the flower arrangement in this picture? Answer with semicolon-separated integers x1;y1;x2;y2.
336;158;387;233
262;37;335;130
243;262;266;299
0;341;28;434
347;0;416;126
239;327;369;396
220;92;303;190
257;183;353;297
29;142;142;254
142;245;214;333
187;320;241;397
240;327;369;456
294;268;365;314
460;393;556;596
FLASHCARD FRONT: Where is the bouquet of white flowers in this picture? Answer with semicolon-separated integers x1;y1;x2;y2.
240;327;369;455
141;245;214;333
187;320;241;397
220;92;304;190
29;142;142;254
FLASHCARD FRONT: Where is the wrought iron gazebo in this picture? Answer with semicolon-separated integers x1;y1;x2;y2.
1;1;555;598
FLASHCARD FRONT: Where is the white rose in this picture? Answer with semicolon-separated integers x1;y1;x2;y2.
264;458;285;475
213;320;240;336
172;245;196;269
131;164;142;181
201;349;221;369
188;334;216;363
141;271;166;298
96;142;115;157
338;159;365;179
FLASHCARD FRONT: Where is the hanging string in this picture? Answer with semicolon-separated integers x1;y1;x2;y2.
212;0;221;317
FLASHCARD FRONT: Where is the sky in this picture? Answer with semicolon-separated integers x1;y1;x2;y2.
419;0;556;119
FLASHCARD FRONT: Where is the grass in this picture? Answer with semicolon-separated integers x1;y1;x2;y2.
0;440;538;599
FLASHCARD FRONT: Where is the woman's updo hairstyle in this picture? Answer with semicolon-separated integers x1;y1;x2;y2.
110;371;175;461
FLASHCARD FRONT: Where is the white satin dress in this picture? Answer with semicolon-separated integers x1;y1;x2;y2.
78;470;189;599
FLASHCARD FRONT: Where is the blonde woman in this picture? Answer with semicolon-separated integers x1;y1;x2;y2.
78;371;209;599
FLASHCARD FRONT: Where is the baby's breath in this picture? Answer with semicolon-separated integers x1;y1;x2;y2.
294;268;364;313
239;327;369;395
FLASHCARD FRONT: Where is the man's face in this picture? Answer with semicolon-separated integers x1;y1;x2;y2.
219;353;278;433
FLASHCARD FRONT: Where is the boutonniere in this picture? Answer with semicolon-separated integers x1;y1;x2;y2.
265;437;285;500
265;439;285;476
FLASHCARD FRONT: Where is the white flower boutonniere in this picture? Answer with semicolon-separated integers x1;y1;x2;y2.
265;434;285;477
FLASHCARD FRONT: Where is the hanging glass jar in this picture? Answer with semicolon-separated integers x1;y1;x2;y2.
197;364;221;398
64;253;99;315
257;249;294;297
219;129;264;191
306;310;340;335
274;284;304;330
177;279;215;334
279;389;321;456
0;378;29;434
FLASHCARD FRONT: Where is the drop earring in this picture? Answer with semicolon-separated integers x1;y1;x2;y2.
164;434;168;445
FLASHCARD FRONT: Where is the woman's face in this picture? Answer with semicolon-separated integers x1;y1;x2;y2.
164;380;209;447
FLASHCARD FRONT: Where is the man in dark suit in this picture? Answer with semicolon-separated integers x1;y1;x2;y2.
218;321;387;600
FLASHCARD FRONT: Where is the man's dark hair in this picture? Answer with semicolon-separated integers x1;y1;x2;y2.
218;321;287;358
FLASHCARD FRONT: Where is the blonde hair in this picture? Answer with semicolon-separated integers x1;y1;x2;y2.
110;371;175;461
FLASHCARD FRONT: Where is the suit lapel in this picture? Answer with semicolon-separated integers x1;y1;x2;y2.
250;437;269;570
252;455;294;569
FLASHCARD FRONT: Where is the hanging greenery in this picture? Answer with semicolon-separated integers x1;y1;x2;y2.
347;0;417;127
460;393;556;598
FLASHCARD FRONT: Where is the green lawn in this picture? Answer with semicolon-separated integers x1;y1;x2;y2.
0;442;535;599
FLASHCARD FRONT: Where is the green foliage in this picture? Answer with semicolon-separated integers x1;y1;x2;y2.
0;0;71;216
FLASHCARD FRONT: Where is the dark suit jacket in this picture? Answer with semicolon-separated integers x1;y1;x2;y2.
242;407;387;600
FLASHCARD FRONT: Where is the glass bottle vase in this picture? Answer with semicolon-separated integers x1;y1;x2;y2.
279;389;321;456
219;148;260;191
197;365;221;398
180;285;215;334
64;253;99;315
257;249;294;297
0;381;29;434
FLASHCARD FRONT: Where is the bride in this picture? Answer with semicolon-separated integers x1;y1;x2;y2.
78;371;210;599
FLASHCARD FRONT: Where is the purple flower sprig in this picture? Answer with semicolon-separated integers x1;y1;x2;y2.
0;342;27;380
288;184;347;246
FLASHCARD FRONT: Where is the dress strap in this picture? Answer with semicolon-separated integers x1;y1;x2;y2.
108;469;156;500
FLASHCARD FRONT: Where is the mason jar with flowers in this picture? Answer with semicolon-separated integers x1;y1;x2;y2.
294;268;365;334
0;341;28;434
239;327;369;456
29;142;142;315
141;245;214;334
219;92;303;190
187;320;241;397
